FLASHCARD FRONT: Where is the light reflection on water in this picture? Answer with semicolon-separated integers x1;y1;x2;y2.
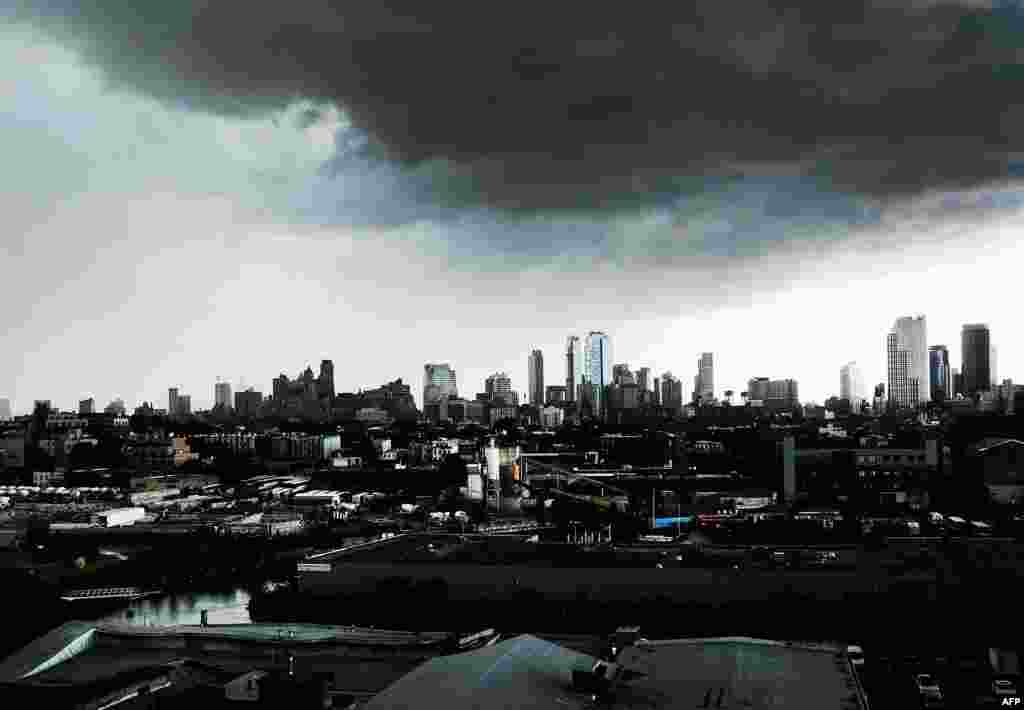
100;588;252;626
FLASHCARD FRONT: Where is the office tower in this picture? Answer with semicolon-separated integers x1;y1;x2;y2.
635;367;651;392
887;316;929;409
661;372;682;411
961;323;991;396
766;379;799;410
653;378;661;406
582;332;612;416
990;345;998;388
318;360;335;400
747;377;771;403
545;385;567;404
612;364;635;386
527;350;544;406
928;346;951;402
565;336;583;403
485;372;515;406
951;368;963;398
873;383;886;413
0;398;10;421
234;389;263;418
104;399;126;416
839;362;865;406
78;398;96;415
178;395;191;416
214;381;232;410
423;363;458;406
694;352;714;403
168;388;180;416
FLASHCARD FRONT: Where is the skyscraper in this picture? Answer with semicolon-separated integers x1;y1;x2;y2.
840;362;865;406
694;352;714;403
565;336;583;403
661;372;682;411
767;379;800;410
582;331;611;416
961;323;991;396
951;368;963;398
928;346;951;402
215;381;233;410
887;316;929;409
319;360;335;400
485;372;515;406
527;350;544;406
747;377;771;403
423;363;458;406
168;388;179;416
612;364;635;385
79;398;96;415
990;344;998;389
635;367;651;393
0;398;11;421
178;395;191;416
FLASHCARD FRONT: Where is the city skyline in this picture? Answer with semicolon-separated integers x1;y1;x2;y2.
3;309;1016;415
3;6;1024;416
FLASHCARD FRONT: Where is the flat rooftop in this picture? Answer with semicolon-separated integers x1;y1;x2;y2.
364;635;865;710
615;637;864;709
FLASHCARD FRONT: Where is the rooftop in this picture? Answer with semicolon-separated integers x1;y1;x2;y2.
364;635;865;710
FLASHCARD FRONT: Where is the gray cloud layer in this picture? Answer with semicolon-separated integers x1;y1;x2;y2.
10;1;1024;211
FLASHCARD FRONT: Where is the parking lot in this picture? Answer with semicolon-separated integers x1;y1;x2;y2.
856;648;1020;709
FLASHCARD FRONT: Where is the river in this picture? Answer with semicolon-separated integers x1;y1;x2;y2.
99;587;252;626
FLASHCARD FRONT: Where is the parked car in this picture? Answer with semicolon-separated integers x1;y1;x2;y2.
993;679;1019;698
914;673;943;704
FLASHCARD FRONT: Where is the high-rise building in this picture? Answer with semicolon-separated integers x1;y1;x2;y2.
653;378;661;406
319;360;335;400
582;332;611;416
527;350;544;406
635;367;651;393
485;372;515;406
234;389;263;418
928;346;951;402
747;377;771;403
79;398;96;415
104;399;126;416
0;398;11;421
873;383;886;413
214;381;233;410
766;379;799;410
612;364;635;386
951;368;963;398
168;388;180;416
661;372;683;411
545;385;567;404
839;362;865;407
961;323;991;397
178;395;191;416
423;363;458;406
990;344;998;389
565;336;583;403
694;352;714;403
887;316;929;409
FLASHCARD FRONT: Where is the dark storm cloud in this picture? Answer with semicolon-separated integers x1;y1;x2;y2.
11;1;1024;209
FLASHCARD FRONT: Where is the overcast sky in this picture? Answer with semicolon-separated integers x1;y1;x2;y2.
2;3;1023;414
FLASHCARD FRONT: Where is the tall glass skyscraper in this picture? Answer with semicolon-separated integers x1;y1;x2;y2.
565;336;583;403
961;324;991;396
887;316;929;409
840;362;865;406
928;346;951;401
694;352;714;403
583;331;611;416
527;350;544;406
